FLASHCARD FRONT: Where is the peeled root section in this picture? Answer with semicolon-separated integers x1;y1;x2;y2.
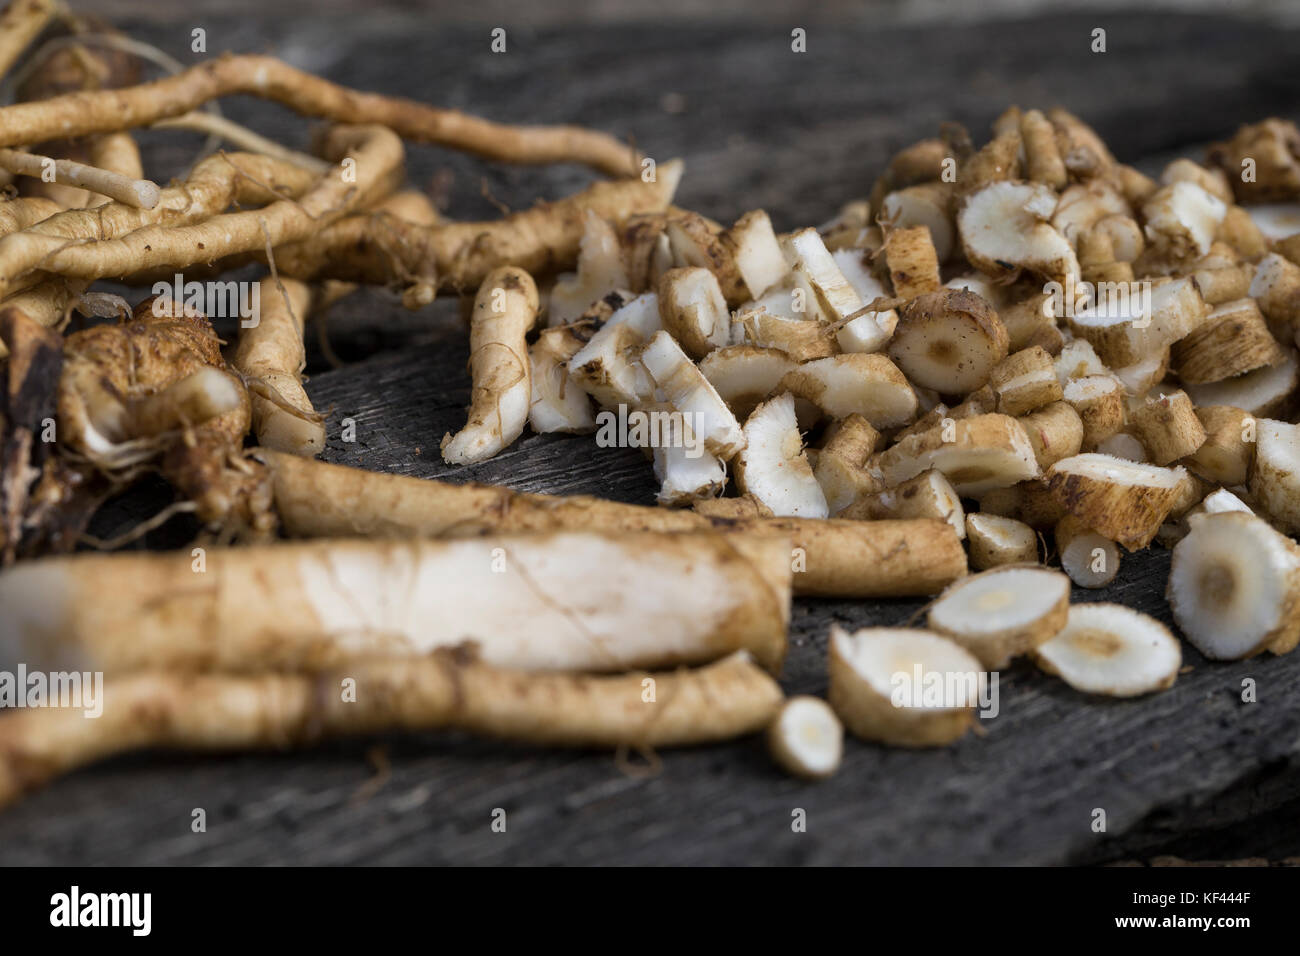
828;625;985;747
926;566;1070;668
0;650;782;811
767;696;843;780
1035;603;1181;697
0;532;793;676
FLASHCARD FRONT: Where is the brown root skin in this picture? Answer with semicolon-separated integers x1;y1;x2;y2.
0;650;781;811
0;52;639;177
260;451;967;597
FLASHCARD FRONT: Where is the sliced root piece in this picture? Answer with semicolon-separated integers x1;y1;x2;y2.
639;331;745;458
782;227;865;324
0;651;783;810
1035;604;1181;696
1054;338;1109;384
832;248;895;352
567;292;660;409
1171;298;1285;384
1184;350;1298;418
958;180;1079;284
1020;109;1068;189
1169;511;1300;659
1017;400;1084;470
1095;431;1149;463
882;224;942;298
1192;262;1254;307
653;431;728;506
990;346;1062;416
828;626;985;747
1142;181;1227;261
1206;119;1300;203
722;209;788;300
888;288;1009;394
927;566;1069;669
1250;418;1300;534
665;211;747;305
966;512;1038;570
1111;348;1171;398
735;393;827;518
656;266;731;359
776;353;917;428
1064;375;1125;449
547;210;631;326
977;479;1067;530
842;468;964;540
441;267;540;465
871;413;1039;497
813;414;881;515
1055;514;1120;588
529;325;596;434
1051;181;1129;247
767;696;843;780
881;183;954;261
1249;252;1300;327
698;345;796;421
1045;453;1188;550
1127;390;1206;465
734;304;837;362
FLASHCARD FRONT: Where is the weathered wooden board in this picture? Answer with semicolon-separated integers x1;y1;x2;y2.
1;10;1299;865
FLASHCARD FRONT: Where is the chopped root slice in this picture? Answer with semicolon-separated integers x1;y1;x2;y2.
0;532;793;676
814;415;881;515
0;651;783;810
1184;350;1298;418
1142;181;1228;261
1046;454;1189;550
653;432;728;506
665;212;747;306
926;566;1070;669
1111;349;1171;398
958;180;1080;284
698;345;796;421
828;626;985;747
1064;375;1125;449
832;248;895;353
783;227;865;324
978;479;1067;530
1250;252;1300;326
441;267;540;465
567;292;660;409
735;393;828;518
639;331;745;458
1171;298;1284;384
888;288;1009;394
1018;400;1084;470
1250;418;1300;534
883;224;942;299
842;469;964;540
529;326;596;434
1094;431;1149;463
991;346;1062;416
657;267;731;359
1187;488;1254;527
1054;338;1109;384
881;183;954;261
1035;604;1181;696
1127;390;1206;466
722;210;788;300
734;304;837;362
547;211;631;327
966;512;1038;570
776;353;917;428
871;413;1039;497
767;696;843;780
1170;512;1300;658
1055;514;1120;588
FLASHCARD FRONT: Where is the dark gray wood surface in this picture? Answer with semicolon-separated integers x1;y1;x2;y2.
1;10;1299;865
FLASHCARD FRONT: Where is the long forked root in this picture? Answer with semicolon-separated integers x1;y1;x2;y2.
0;650;783;810
442;266;539;465
0;52;640;176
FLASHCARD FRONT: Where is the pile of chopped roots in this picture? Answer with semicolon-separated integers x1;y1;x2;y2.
2;0;1300;806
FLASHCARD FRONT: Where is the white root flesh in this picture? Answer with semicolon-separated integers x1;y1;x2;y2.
1035;603;1181;697
639;330;745;458
776;353;917;428
966;512;1038;569
442;267;540;464
698;345;797;421
767;696;844;780
735;393;828;518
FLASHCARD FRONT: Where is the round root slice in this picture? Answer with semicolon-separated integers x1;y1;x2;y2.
828;625;985;748
767;696;844;780
926;566;1070;669
888;288;1010;394
1055;515;1119;588
1249;418;1300;534
1046;453;1188;550
958;180;1080;283
965;512;1038;569
735;392;828;518
776;353;917;428
1169;511;1300;659
1035;604;1181;697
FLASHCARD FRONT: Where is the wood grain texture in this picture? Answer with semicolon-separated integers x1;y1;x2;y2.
1;11;1299;865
